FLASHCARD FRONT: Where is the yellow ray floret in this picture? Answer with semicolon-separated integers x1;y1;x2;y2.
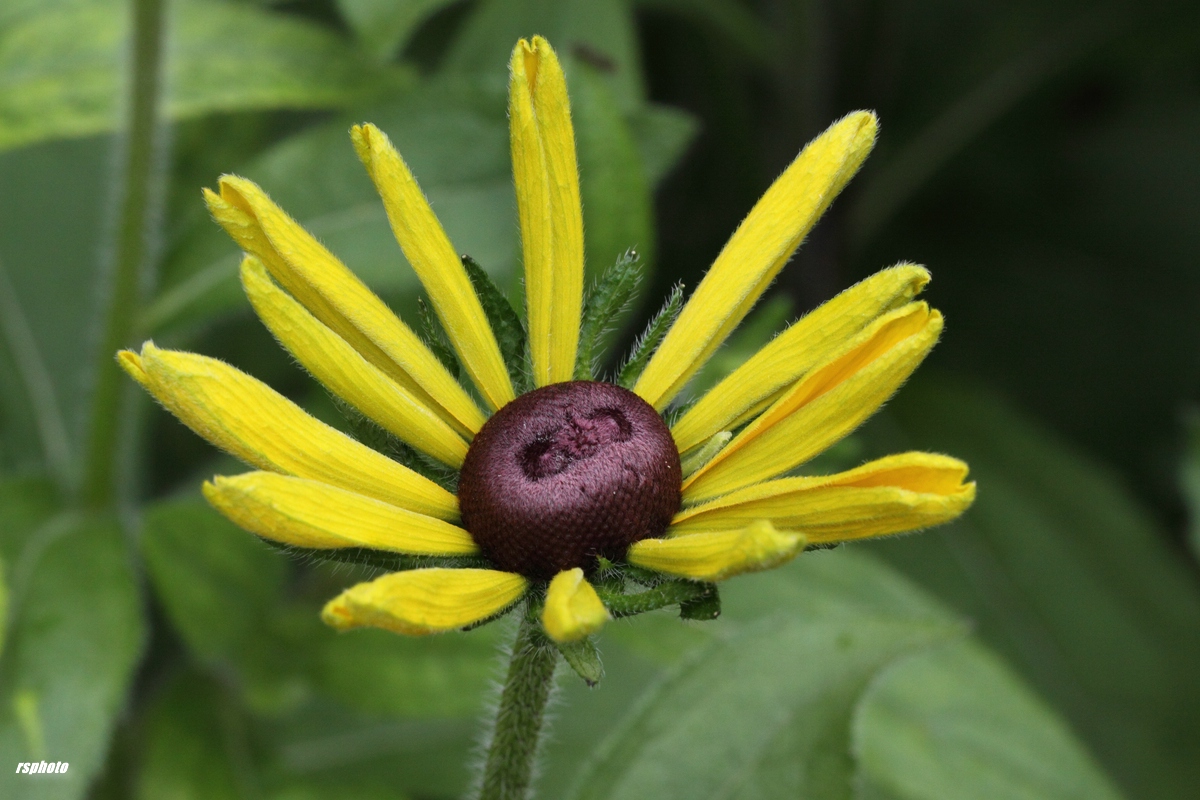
672;264;930;454
509;36;584;387
118;342;458;520
240;257;468;467
634;111;879;410
204;176;486;436
671;452;975;542
683;302;942;503
541;568;610;643
204;472;479;555
628;521;805;582
352;123;515;410
322;569;528;636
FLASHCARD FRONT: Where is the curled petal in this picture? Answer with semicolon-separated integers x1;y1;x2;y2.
628;521;805;582
684;302;942;503
119;342;457;520
205;175;485;436
672;452;975;542
322;569;528;636
241;257;468;467
352;123;514;410
635;111;878;410
542;568;610;642
204;472;478;555
673;264;929;454
510;36;584;387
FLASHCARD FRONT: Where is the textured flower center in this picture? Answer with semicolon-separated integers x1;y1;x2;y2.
458;381;682;579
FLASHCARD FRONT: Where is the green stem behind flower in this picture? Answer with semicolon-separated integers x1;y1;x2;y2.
479;614;558;800
82;0;166;507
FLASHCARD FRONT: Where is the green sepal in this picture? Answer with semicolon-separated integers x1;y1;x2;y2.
263;541;489;574
617;282;683;388
597;579;713;618
679;583;721;621
461;255;531;394
680;431;733;479
416;296;461;379
576;249;644;380
556;636;604;687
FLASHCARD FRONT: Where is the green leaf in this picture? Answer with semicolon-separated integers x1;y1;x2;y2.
337;0;460;62
141;495;286;664
854;639;1124;800
461;255;530;394
134;672;243;800
872;378;1200;799
146;77;516;335
415;297;461;379
627;103;700;187
567;613;960;800
0;0;408;152
576;250;644;379
445;0;645;110
617;282;683;388
141;497;499;719
0;136;113;475
0;479;145;799
1180;408;1200;560
570;60;654;284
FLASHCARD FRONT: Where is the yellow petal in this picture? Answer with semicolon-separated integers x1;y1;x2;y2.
683;303;942;503
628;521;805;582
205;176;486;436
322;568;528;636
672;264;930;454
671;452;975;542
510;36;584;387
635;111;878;410
541;568;610;643
204;472;478;555
240;257;468;467
119;342;458;520
352;123;515;410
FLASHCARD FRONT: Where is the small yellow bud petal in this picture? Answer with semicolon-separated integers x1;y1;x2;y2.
542;569;610;642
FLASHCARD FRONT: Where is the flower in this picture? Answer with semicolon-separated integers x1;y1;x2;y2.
119;36;974;648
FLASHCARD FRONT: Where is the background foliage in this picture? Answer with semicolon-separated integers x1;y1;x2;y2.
1;1;1199;798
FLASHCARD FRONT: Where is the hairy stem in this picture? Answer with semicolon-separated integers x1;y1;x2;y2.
82;0;165;507
479;614;558;800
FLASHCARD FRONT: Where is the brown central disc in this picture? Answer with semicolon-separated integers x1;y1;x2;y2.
457;381;682;580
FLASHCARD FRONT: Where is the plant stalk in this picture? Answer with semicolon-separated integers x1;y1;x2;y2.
82;0;166;507
478;614;558;800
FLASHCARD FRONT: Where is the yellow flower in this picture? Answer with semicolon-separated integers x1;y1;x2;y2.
120;36;974;648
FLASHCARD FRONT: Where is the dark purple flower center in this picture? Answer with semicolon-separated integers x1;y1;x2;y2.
458;381;681;580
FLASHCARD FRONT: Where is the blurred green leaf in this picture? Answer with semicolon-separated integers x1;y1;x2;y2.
571;60;654;282
135;672;244;800
0;136;113;474
566;612;959;800
0;478;144;800
141;497;500;718
147;77;516;335
0;0;408;152
336;0;459;62
1182;409;1200;560
854;639;1123;800
871;378;1200;800
142;494;286;664
446;0;644;110
627;103;699;187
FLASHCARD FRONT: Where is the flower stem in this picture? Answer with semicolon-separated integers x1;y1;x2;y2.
479;614;558;800
82;0;166;507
